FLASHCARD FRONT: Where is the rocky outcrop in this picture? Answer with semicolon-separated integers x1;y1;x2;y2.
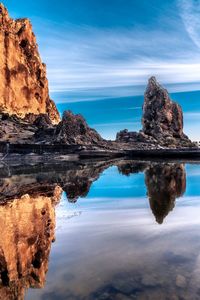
54;111;103;145
34;110;104;145
0;4;60;124
143;77;183;138
0;113;36;143
142;77;193;147
116;77;196;148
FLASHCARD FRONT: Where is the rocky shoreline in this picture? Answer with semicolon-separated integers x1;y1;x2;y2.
0;4;199;159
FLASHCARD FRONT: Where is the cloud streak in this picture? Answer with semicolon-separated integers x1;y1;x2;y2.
30;8;200;96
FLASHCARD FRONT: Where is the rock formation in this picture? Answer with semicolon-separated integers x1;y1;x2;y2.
0;186;62;299
142;77;193;147
116;77;195;148
0;4;60;124
0;4;197;151
34;110;104;145
53;111;103;145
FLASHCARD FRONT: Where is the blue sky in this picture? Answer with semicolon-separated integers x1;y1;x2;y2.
4;0;200;93
3;0;200;140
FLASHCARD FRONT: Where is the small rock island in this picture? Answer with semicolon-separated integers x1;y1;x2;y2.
0;3;198;159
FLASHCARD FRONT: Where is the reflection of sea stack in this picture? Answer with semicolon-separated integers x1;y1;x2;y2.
0;186;62;299
145;163;186;224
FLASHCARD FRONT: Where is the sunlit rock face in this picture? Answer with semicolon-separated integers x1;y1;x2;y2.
0;186;62;299
0;4;60;124
145;163;186;224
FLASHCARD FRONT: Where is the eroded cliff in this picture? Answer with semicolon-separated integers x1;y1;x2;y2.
0;3;60;124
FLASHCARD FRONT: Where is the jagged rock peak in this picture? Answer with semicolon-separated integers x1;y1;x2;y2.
0;4;60;124
142;77;195;147
143;76;183;137
54;110;104;145
116;77;196;148
145;76;166;95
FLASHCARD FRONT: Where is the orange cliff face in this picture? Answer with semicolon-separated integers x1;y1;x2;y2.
0;186;62;300
0;4;60;124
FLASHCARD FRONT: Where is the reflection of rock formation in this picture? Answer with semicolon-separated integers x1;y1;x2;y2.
0;160;115;203
145;163;186;224
116;160;186;223
0;186;62;300
117;161;147;175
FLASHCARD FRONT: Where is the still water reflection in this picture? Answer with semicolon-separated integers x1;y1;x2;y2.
0;160;199;299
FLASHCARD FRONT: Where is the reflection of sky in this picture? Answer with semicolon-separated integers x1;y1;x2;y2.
59;163;200;215
27;162;200;300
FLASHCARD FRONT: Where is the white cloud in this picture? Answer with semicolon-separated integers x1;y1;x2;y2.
178;0;200;49
31;15;200;94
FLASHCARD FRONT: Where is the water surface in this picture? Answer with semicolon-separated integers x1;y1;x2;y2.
0;160;200;299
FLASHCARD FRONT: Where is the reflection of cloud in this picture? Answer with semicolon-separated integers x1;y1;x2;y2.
29;204;200;299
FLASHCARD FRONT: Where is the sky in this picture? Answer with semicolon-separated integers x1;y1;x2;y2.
3;0;200;140
4;0;200;93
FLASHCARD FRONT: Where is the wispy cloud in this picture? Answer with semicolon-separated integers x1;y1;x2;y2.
30;10;200;95
178;0;200;49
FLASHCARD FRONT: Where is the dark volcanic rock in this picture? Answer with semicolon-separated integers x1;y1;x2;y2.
33;114;53;129
116;129;157;144
142;76;183;138
53;111;104;145
0;113;36;143
116;77;196;149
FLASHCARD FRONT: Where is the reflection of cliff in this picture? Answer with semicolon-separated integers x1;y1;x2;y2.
145;163;186;224
0;186;62;300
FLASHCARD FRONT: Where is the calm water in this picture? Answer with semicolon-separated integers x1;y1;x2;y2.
0;160;200;299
